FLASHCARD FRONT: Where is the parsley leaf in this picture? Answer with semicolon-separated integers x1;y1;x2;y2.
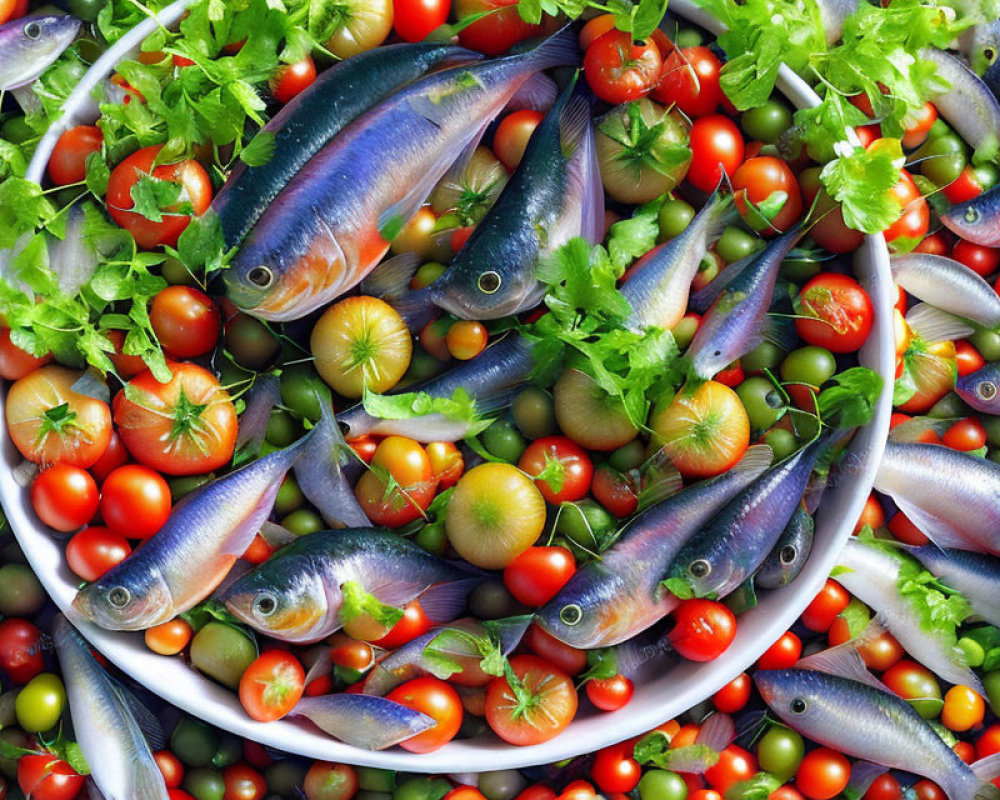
816;366;884;429
819;138;904;234
339;581;406;630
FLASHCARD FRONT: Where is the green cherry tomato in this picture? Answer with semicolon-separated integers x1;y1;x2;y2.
555;498;615;549
478;770;527;800
741;341;785;375
394;777;453;800
0;564;45;616
741;99;793;143
512;387;558;440
415;520;448;556
637;769;688;800
189;622;256;689
265;409;300;447
737;376;785;431
716;226;762;265
357;767;396;793
983;670;1000;716
674;27;702;47
480;417;527;462
762;427;798;461
168;473;215;502
211;733;242;767
161;256;198;286
66;0;109;21
401;346;446;386
274;475;305;516
780;346;837;386
14;673;66;733
280;364;330;422
170;717;220;768
658;199;696;241
756;725;805;780
226;315;280;370
673;315;699;350
184;767;226;800
972;330;1000;362
918;134;966;187
956;637;985;668
609;439;646;471
280;508;325;536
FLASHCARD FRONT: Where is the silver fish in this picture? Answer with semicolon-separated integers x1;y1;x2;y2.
902;544;1000;628
940;183;1000;247
755;505;815;590
53;616;169;800
0;14;79;91
834;536;981;691
291;693;435;750
890;253;1000;330
922;48;1000;154
874;441;1000;554
956;360;1000;413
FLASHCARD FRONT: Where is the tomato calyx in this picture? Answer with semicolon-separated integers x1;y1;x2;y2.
533;451;566;495
497;661;554;728
599;102;690;178
37;403;88;446
167;387;213;453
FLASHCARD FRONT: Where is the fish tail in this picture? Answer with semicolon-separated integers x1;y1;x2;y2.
525;23;582;71
906;302;977;343
951;753;1000;800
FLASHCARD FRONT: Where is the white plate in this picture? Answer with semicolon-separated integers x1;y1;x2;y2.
1;0;894;771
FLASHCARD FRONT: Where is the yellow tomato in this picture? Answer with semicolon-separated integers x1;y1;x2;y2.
553;368;638;451
325;0;393;58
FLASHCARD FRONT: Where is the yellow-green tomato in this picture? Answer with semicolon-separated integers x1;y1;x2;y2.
15;672;66;732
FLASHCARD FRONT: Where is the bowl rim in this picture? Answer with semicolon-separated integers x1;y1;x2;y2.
2;0;895;772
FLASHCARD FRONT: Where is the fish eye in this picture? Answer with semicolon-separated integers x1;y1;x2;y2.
23;21;41;38
978;381;998;401
108;587;131;608
791;698;808;714
690;559;711;579
253;591;278;617
779;546;797;565
478;271;502;294
247;266;274;288
965;207;981;224
986;46;997;64
713;350;722;357
559;604;583;626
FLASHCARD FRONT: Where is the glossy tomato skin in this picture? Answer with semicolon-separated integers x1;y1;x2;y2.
270;56;316;103
732;156;803;234
387;677;463;753
794;748;850;800
150;286;220;359
66;526;132;582
238;650;305;722
48;125;103;186
99;464;172;539
591;742;641;793
455;0;541;55
705;745;757;793
106;145;212;250
668;599;737;661
757;631;801;670
687;114;744;192
503;546;576;607
952;239;1000;276
795;273;874;353
371;600;432;648
486;655;578;745
18;754;84;800
356;436;436;527
524;624;589;675
585;674;634;711
393;0;449;41
222;763;267;800
713;672;751;713
801;579;850;632
494;110;544;171
0;327;52;380
798;167;863;254
584;31;662;104
518;436;594;504
591;464;638;517
943;417;987;451
882;169;928;248
30;464;99;532
653;46;722;117
89;430;129;484
0;619;45;684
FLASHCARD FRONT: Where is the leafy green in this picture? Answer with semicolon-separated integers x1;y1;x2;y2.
816;367;884;429
362;387;493;436
819;138;904;234
724;772;782;800
837;597;871;639
339;581;405;630
517;0;668;39
633;730;720;771
963;626;1000;671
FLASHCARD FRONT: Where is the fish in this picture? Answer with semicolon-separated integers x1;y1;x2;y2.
754;505;815;590
213;42;480;249
53;616;169;800
291;693;435;750
833;537;981;691
73;434;310;630
956;360;1000;413
621;189;736;333
221;528;481;643
337;334;534;442
755;662;1000;800
0;14;80;91
900;544;1000;629
873;441;1000;555
388;76;603;326
889;253;1000;331
959;19;1000;76
665;431;841;602
686;224;803;380
940;183;1000;247
534;445;773;649
223;28;579;321
921;48;1000;154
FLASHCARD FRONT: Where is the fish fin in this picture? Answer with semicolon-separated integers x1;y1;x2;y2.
526;23;583;71
361;253;423;301
906;302;976;343
695;712;736;751
235;374;281;452
258;520;298;549
368;581;429;610
559;78;605;245
293;694;436;750
689;253;754;313
418;577;481;623
891;493;985;552
488;614;534;654
795;639;891;693
109;679;166;751
473;385;525;417
972;753;1000;784
848;762;888;798
763;314;798;351
733;442;775;474
389;289;439;332
885;415;952;444
506;73;558;112
304;647;333;687
636;449;684;510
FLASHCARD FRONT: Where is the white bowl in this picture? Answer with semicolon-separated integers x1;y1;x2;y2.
1;0;894;771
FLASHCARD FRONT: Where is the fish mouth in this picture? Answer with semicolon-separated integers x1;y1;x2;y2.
752;671;778;704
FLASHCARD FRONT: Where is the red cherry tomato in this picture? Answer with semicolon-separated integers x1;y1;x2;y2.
584;31;662;104
48;125;103;186
952;239;1000;277
524;624;588;675
713;672;751;713
653;46;722;117
943;417;987;451
66;526;132;582
590;741;641;793
795;748;850;800
18;754;84;800
0;619;45;684
732;156;803;234
270;56;316;103
371;600;433;648
955;340;986;377
387;676;464;753
99;464;172;540
393;0;450;42
0;327;52;380
757;631;802;670
455;0;541;55
585;674;634;712
503;546;576;608
150;286;220;359
518;435;594;505
591;464;638;517
800;579;850;632
89;431;130;484
485;655;578;745
238;650;305;722
883;169;929;248
154;750;184;789
668;599;737;662
706;745;757;793
687;114;744;192
30;464;99;532
795;273;874;353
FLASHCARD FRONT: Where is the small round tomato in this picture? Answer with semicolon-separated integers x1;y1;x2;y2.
372;600;433;648
524;624;589;675
943;417;987;451
447;320;488;360
653;45;722;117
687;114;744;193
48;125;103;186
455;0;541;55
941;685;985;731
902;102;938;149
328;635;375;671
494;109;544;171
387;676;463;753
732;156;803;234
585;674;634;712
517;436;593;504
271;56;316;103
795;273;874;353
801;579;850;632
883;169;929;248
30;464;99;532
955;340;985;376
106;145;212;250
854;492;885;532
888;511;931;546
591;742;641;794
914;232;950;256
426;441;463;488
239;650;305;722
713;673;751;713
155;750;185;789
883;659;942;718
668;599;737;662
302;763;358;800
17;755;83;800
863;774;901;800
0;327;52;380
322;0;392;58
222;763;267;800
705;745;757;793
794;748;849;800
89;431;130;484
356;436;436;527
584;31;662;104
100;464;172;539
798;167;863;254
486;655;578;745
150;286;220;359
145;618;193;656
503;546;576;608
757;631;801;670
858;630;905;672
590;464;638;517
952;239;1000;277
0;618;45;684
66;526;132;582
393;0;449;40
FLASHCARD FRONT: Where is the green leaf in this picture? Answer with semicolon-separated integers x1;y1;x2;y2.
606;196;665;272
85;151;111;197
837;597;871;638
819;138;904;234
816;367;884;429
662;576;695;600
127;172;188;223
240;131;276;166
362;387;491;435
339;581;405;629
724;772;782;800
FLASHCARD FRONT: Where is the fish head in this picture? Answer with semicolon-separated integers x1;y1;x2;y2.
940;189;1000;247
955;364;1000;413
73;570;173;630
663;532;735;601
754;669;830;735
534;567;630;649
0;14;81;90
221;558;333;642
428;255;542;320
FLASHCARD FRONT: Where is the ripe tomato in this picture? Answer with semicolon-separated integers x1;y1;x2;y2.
941;685;985;731
977;723;1000;759
223;763;267;800
66;526;132;582
486;655;578;745
387;676;463;753
393;0;449;41
517;436;593;505
863;774;901;800
371;600;432;648
149;286;220;359
239;650;305;722
713;673;751;713
48;125;103;186
882;169;929;249
270;56;316;103
328;635;375;671
757;631;801;670
901;102;937;149
798;167;863;254
955;340;985;377
943;166;986;205
0;619;45;684
579;14;615;50
585;674;634;711
455;0;541;55
494;109;545;171
914;232;950;256
732;156;803;234
590;742;641;793
650;380;750;479
705;745;757;793
795;273;874;353
952;239;1000;277
102;328;148;378
302;763;358;800
89;431;130;484
801;579;850;632
687;114;744;192
854;493;885;533
858;629;904;672
668;599;737;662
584;31;662;104
503;546;576;608
144;619;193;656
447;320;488;360
356;436;436;527
30;464;99;532
426;441;463;488
794;748;849;800
0;327;52;380
6;365;112;468
322;0;392;59
114;362;238;475
154;750;184;789
888;511;931;545
516;785;558;800
653;46;722;117
524;624;588;675
106;145;212;250
590;464;638;517
99;464;172;539
18;754;84;800
883;659;941;716
943;417;987;451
